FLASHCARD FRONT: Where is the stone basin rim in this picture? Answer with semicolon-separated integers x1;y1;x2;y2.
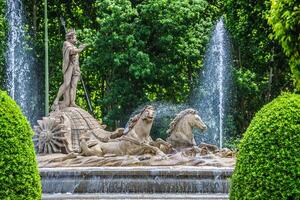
39;166;234;172
39;166;234;177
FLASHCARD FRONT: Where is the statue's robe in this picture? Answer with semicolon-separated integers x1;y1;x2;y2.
60;41;80;108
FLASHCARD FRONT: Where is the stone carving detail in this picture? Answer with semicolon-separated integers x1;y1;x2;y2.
79;106;164;157
35;106;235;167
34;107;119;154
35;34;234;167
33;117;68;154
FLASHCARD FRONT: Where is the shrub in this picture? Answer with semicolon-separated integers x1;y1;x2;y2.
0;91;41;199
230;93;300;200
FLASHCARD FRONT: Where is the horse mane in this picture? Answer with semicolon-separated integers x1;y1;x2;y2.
166;108;197;134
124;105;154;134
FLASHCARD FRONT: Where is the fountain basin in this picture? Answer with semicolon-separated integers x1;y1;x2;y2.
40;166;232;194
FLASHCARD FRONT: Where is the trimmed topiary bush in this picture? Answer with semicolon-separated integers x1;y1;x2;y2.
230;93;300;199
0;91;41;199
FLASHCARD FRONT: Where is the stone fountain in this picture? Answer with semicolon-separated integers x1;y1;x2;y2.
5;0;234;197
37;101;234;199
30;21;234;200
33;31;235;200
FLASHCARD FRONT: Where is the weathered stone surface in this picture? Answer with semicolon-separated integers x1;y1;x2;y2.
38;152;235;167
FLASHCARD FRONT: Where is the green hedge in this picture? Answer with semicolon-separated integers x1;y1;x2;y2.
230;93;300;199
0;91;41;199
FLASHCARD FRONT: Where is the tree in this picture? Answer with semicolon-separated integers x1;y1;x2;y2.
268;0;300;92
224;0;292;134
136;0;218;102
83;0;220;127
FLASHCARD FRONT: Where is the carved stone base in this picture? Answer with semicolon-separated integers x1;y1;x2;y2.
38;152;235;168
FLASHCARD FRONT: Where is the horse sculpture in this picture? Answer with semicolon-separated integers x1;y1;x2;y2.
166;109;207;149
80;105;164;156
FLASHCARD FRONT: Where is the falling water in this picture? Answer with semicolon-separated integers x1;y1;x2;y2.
5;0;42;125
191;18;232;148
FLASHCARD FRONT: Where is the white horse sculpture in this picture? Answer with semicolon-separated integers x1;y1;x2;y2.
80;105;164;156
166;109;207;149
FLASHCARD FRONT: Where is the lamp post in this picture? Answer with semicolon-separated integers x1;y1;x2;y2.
45;0;49;115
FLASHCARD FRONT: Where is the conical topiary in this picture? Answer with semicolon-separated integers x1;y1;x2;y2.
230;93;300;199
0;91;41;199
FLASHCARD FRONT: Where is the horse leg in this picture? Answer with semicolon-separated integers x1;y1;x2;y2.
80;140;103;157
141;144;165;157
151;138;174;154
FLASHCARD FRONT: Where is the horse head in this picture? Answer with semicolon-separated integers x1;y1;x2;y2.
124;105;155;135
140;105;155;123
187;112;207;132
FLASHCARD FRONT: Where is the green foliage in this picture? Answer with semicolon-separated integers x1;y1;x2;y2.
224;0;292;134
19;0;220;128
84;0;149;126
0;91;41;199
83;0;219;127
268;0;300;91
230;93;300;200
136;0;217;102
0;0;6;89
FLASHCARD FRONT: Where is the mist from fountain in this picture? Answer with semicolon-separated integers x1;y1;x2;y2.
190;18;232;148
5;0;42;125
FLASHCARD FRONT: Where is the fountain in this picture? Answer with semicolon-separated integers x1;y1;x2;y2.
32;24;234;199
191;18;232;149
5;0;42;125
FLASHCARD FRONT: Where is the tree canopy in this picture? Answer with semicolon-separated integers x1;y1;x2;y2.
83;0;219;126
268;0;300;91
223;0;293;134
0;0;298;137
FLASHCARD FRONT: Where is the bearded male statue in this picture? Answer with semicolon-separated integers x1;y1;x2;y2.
52;29;87;110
